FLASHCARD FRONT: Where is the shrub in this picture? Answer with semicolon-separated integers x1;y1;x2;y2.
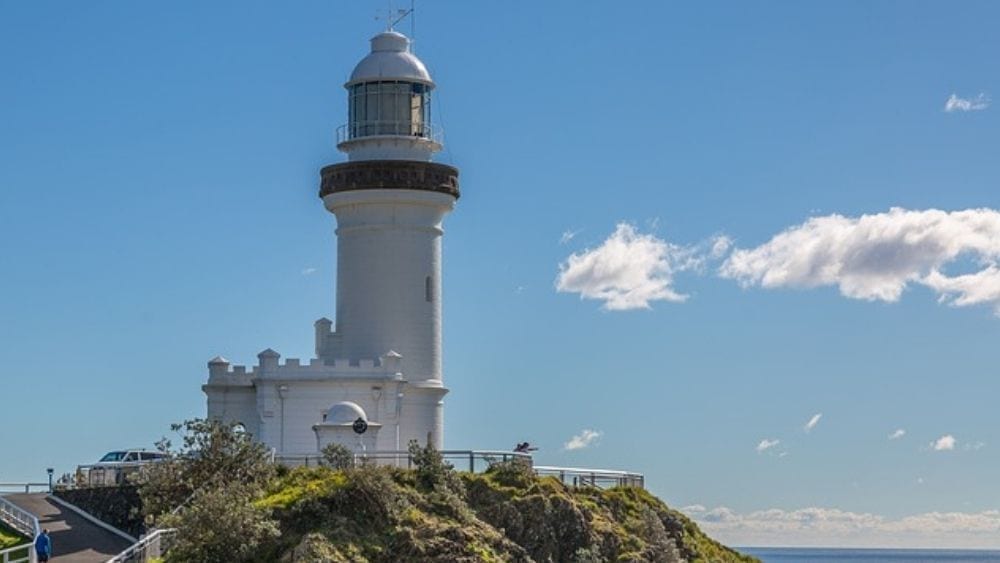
320;443;354;470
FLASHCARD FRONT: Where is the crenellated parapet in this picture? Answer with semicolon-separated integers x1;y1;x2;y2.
205;347;404;386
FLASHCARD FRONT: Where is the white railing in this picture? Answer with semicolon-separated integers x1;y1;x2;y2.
0;496;40;563
534;465;645;489
274;449;645;488
0;485;48;495
106;528;176;563
336;121;443;145
73;461;166;488
0;543;31;563
275;449;532;473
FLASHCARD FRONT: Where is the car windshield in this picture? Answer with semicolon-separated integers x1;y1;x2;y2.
99;451;127;462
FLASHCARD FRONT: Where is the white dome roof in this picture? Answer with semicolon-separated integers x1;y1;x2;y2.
325;401;367;425
347;31;433;87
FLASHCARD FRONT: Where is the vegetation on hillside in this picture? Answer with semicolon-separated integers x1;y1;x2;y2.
0;520;28;554
137;420;757;562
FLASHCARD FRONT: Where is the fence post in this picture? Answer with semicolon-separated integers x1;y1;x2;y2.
469;452;474;473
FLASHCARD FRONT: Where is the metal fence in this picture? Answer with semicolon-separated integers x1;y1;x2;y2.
275;450;645;489
0;484;48;495
534;466;645;489
71;462;165;488
275;449;533;473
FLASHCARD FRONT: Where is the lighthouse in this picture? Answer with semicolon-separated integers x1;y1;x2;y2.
203;29;458;456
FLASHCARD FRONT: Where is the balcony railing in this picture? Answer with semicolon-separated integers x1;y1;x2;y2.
336;121;443;145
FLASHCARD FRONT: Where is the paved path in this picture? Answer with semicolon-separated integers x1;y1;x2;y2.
4;494;132;563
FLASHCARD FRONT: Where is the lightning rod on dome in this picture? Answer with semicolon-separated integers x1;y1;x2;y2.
377;0;415;38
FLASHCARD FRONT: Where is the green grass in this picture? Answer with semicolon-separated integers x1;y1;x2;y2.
0;519;29;551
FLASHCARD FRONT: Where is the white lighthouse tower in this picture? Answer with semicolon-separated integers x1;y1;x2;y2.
203;29;459;456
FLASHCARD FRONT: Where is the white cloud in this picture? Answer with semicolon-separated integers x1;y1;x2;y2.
564;429;602;451
966;441;986;451
682;505;1000;548
932;434;956;451
559;229;581;245
756;438;780;453
889;429;906;440
556;223;698;310
720;208;1000;315
804;413;822;432
945;93;990;112
710;235;733;259
301;267;317;276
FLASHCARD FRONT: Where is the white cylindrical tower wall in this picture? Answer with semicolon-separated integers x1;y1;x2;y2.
324;189;452;382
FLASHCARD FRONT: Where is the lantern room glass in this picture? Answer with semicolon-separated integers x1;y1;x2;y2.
348;81;431;139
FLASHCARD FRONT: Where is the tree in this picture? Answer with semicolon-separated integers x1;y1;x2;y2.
134;419;278;561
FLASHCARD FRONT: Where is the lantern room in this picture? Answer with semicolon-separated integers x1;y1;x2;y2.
337;31;442;161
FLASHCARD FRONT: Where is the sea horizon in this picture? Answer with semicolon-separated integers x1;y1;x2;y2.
740;547;1000;563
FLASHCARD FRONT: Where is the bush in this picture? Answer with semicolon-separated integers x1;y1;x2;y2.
320;443;354;470
158;480;279;562
485;457;535;489
408;440;460;493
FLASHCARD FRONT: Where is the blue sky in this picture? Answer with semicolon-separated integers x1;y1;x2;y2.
2;1;999;547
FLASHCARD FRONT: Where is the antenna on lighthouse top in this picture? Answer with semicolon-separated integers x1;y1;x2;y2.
376;0;415;36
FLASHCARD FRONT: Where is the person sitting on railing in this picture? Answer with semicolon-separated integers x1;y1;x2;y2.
34;529;52;562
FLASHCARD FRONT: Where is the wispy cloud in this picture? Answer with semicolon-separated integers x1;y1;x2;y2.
944;93;990;112
559;229;581;245
889;429;906;440
682;505;1000;548
564;429;602;451
965;441;986;451
301;267;317;276
556;223;699;310
804;413;822;433
756;438;780;453
720;208;1000;316
932;434;956;451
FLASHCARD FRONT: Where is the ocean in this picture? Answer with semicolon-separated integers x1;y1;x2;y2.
739;548;1000;563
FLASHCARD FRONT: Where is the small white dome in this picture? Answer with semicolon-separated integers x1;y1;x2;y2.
348;31;433;87
325;401;367;424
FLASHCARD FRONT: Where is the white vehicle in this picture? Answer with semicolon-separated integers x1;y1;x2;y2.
83;449;169;486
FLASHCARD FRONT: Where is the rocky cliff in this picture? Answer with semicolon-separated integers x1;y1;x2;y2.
249;461;757;563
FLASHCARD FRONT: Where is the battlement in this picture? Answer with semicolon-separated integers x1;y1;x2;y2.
206;348;403;385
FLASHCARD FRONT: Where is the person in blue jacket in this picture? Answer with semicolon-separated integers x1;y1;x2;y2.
34;529;52;562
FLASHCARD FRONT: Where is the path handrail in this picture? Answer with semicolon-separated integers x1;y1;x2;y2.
0;496;40;563
106;528;176;563
0;543;32;563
